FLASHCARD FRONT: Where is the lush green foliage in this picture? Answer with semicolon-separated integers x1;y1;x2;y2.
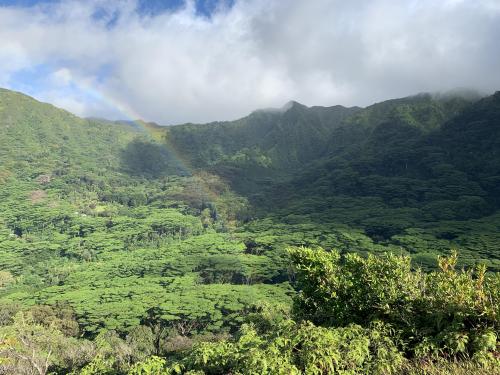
290;248;499;360
56;248;498;375
165;91;500;272
0;88;499;373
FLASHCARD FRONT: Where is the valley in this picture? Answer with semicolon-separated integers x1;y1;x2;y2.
0;88;499;374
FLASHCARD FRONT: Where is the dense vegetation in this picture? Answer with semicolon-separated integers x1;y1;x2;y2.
0;88;499;373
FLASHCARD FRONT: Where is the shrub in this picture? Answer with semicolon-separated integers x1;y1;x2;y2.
289;247;499;360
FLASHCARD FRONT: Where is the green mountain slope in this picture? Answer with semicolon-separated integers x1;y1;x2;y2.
255;93;500;270
165;92;477;170
159;91;500;270
0;89;290;338
0;88;499;373
279;92;500;218
164;92;476;193
0;88;137;180
166;102;359;167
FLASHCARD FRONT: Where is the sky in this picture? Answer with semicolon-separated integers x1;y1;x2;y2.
0;0;499;124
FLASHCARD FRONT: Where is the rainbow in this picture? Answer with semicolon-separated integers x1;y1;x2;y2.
71;78;222;204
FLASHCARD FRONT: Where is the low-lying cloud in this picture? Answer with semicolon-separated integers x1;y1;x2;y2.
1;0;499;123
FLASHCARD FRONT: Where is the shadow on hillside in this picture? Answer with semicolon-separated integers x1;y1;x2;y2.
121;138;188;178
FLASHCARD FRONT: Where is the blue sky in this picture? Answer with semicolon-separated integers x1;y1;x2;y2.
0;0;235;17
0;1;499;123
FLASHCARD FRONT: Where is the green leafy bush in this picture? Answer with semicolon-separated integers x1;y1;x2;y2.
289;247;499;360
166;321;402;375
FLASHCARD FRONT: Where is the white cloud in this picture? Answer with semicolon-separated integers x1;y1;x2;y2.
51;68;73;86
0;0;499;123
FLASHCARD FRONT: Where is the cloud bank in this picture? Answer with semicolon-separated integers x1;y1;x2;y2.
1;0;499;123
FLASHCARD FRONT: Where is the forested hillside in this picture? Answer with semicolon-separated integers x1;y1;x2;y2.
0;88;499;374
167;91;500;271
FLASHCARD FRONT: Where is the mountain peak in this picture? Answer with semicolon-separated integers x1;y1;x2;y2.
250;100;307;116
282;100;307;111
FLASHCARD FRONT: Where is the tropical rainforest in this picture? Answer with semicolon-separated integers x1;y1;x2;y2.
0;87;499;374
